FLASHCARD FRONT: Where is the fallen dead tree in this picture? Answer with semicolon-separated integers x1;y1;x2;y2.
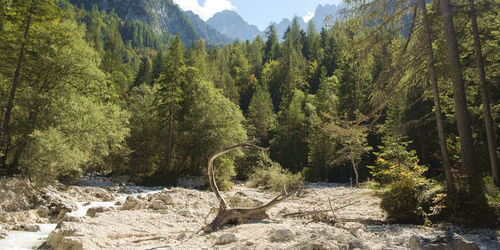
203;143;295;232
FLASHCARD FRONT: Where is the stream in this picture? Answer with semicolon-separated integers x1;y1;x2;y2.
0;183;162;249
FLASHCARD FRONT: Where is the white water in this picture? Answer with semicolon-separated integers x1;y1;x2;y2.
0;224;57;250
0;182;163;249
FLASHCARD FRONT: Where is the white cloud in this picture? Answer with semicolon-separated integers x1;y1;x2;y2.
173;0;236;20
303;11;315;23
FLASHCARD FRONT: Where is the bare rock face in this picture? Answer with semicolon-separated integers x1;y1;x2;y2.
269;228;296;242
215;233;237;245
409;234;479;250
122;196;146;210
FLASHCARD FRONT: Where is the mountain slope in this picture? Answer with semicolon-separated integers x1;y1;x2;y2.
69;0;231;45
185;11;232;44
310;4;342;29
207;10;263;41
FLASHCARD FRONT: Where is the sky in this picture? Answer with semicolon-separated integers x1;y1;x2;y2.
173;0;343;31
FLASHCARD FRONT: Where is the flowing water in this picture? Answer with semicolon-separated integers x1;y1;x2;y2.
0;182;162;249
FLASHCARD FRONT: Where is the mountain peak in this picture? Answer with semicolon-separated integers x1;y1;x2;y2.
207;11;263;41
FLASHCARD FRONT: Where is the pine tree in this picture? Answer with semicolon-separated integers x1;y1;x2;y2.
132;56;153;87
247;84;275;144
439;0;481;194
264;25;280;62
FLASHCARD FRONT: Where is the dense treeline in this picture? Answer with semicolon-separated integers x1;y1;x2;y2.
0;0;499;225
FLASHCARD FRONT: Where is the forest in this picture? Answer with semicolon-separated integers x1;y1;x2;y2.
0;0;499;227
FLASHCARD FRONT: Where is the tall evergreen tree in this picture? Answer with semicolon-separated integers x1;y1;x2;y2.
467;0;499;186
264;25;280;62
132;56;153;87
439;0;481;195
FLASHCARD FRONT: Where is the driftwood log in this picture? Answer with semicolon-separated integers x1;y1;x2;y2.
203;143;294;232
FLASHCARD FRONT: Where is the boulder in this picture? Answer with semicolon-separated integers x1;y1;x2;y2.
150;200;168;210
37;208;50;218
228;196;256;208
0;212;8;223
48;200;76;217
23;224;41;232
117;187;133;194
60;213;83;223
12;223;40;232
92;190;115;201
86;206;114;217
157;193;174;204
269;228;296;242
46;223;86;250
409;234;479;250
122;196;146;210
215;233;237;245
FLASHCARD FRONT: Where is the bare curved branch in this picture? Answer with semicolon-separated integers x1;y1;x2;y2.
207;143;267;209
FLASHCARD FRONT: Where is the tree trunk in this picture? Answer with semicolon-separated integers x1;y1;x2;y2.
467;0;500;186
351;159;359;187
439;0;481;193
1;6;34;169
420;0;455;193
164;107;175;174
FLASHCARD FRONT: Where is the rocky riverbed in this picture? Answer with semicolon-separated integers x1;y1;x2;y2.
1;177;500;249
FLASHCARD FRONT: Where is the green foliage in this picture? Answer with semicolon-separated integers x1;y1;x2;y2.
247;160;303;192
370;135;433;224
271;89;312;172
123;84;162;179
247;84;275;144
177;80;247;175
369;136;422;184
19;94;129;185
214;157;237;191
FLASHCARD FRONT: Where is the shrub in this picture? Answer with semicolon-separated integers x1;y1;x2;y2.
214;157;237;191
370;136;435;225
247;161;303;192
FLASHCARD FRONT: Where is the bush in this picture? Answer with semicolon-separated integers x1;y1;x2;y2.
370;136;435;225
214;157;237;191
247;162;303;192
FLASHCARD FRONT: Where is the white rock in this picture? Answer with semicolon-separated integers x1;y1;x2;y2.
157;193;174;204
270;228;296;242
409;234;479;250
215;233;237;245
150;200;168;210
122;196;146;210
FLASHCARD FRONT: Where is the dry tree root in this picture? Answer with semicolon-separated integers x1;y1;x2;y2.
203;142;295;233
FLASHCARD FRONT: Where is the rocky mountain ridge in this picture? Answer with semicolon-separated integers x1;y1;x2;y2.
207;4;343;41
69;0;232;45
